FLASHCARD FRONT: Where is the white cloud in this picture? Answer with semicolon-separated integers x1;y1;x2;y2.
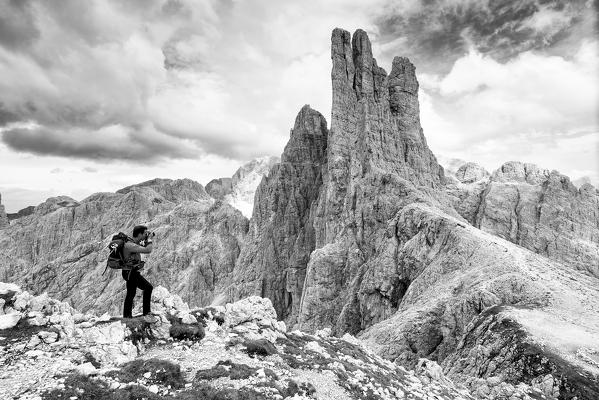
0;0;385;162
422;39;598;182
521;3;574;37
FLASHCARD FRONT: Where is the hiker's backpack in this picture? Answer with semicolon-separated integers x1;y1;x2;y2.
104;232;136;275
107;232;129;267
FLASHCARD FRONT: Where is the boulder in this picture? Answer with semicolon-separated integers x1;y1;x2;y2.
0;312;21;329
224;296;278;328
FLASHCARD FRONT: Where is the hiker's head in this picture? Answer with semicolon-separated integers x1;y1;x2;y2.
132;225;148;240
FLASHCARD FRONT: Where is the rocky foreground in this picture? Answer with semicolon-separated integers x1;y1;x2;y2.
0;282;495;400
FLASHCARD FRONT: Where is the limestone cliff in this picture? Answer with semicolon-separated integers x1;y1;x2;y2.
358;204;599;399
227;106;328;324
299;29;455;334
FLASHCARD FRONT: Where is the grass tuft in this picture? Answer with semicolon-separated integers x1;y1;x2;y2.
106;358;185;389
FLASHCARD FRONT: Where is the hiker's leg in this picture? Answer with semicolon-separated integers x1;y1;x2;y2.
123;271;138;318
136;274;154;315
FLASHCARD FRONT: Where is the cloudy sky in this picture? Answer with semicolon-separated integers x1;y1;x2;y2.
0;0;597;212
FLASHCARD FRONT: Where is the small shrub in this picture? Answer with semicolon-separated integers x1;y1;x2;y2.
192;307;225;326
242;339;277;357
82;352;102;369
280;380;317;397
41;373;162;400
195;360;257;381
170;322;205;341
107;358;185;389
178;381;269;400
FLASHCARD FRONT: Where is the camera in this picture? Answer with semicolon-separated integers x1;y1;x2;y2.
146;231;155;238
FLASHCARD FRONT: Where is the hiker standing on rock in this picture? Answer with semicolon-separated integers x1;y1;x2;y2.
122;225;155;320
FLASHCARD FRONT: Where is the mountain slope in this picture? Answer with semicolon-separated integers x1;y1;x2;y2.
0;179;247;315
0;283;476;400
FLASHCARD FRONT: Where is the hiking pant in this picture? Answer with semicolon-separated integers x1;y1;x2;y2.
122;270;153;318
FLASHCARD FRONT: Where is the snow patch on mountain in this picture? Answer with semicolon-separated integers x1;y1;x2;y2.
214;156;280;218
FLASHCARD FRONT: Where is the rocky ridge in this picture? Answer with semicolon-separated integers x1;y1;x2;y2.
0;283;477;400
444;160;599;277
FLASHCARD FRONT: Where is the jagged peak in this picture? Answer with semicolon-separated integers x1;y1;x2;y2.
291;104;328;137
389;56;418;95
281;105;328;166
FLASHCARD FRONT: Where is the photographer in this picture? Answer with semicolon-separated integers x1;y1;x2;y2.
122;225;156;320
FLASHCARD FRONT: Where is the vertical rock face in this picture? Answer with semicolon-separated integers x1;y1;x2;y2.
231;30;450;331
299;29;449;333
319;29;445;245
227;105;328;324
0;194;8;228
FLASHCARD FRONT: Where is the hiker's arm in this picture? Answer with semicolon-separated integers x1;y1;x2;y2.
124;242;153;254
